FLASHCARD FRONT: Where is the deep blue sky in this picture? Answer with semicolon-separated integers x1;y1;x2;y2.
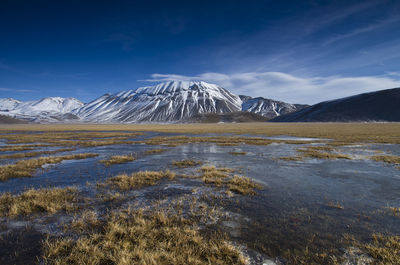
1;0;400;104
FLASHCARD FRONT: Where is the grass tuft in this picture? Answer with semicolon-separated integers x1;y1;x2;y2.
200;166;232;182
0;187;79;217
358;234;400;265
229;151;247;155
43;207;247;265
106;170;176;190
370;155;400;166
0;131;141;145
144;148;168;155
297;148;351;160
0;148;76;160
100;155;135;166
227;175;262;195
0;153;98;181
172;159;202;168
278;156;303;161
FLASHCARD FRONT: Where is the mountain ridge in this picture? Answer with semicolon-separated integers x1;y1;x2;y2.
241;96;308;119
3;81;393;123
271;87;400;122
0;97;83;122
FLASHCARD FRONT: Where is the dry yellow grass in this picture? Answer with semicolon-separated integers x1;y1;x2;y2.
0;143;52;152
278;156;303;161
227;175;263;195
70;210;102;232
1;123;399;144
370;155;400;165
365;234;400;265
0;131;141;144
0;153;98;181
144;148;168;155
0;187;79;217
197;166;262;195
229;151;247;155
100;155;135;166
34;138;136;148
297;148;351;160
202;175;225;187
0;148;76;160
106;170;176;190
172;159;203;168
43;207;247;265
200;165;233;173
386;206;400;216
348;234;400;265
200;166;232;184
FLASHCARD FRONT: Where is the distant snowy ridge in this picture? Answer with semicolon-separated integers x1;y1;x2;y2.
0;97;84;122
0;98;22;111
241;96;308;119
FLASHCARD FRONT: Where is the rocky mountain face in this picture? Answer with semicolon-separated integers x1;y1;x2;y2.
0;114;27;124
271;87;400;122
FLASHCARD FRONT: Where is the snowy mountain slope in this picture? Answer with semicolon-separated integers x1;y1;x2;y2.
241;96;308;119
74;81;243;122
11;97;84;114
0;98;22;111
0;97;83;122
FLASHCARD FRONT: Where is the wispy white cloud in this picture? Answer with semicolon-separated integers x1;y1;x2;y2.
302;0;383;36
0;87;34;93
386;71;400;77
323;16;400;46
142;72;400;104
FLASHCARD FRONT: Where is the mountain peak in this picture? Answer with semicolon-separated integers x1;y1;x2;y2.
133;81;221;96
0;98;22;111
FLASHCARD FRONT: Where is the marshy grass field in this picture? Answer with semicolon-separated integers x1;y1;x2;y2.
0;123;399;265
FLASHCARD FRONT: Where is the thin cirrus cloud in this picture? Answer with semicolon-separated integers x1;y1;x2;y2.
0;87;34;93
322;16;400;46
142;72;400;104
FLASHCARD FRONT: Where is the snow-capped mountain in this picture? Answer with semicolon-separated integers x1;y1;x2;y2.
0;98;22;111
241;96;308;119
74;81;242;122
0;97;83;122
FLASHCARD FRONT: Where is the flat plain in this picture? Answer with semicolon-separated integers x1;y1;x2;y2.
0;123;399;265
